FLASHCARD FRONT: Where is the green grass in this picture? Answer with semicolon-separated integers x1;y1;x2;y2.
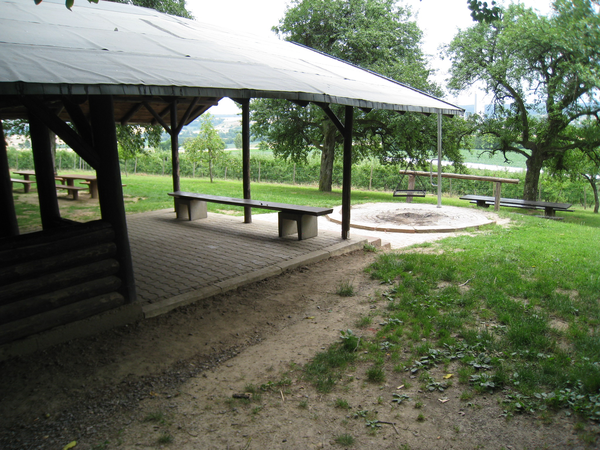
462;148;528;168
360;213;600;419
12;172;404;232
334;433;355;446
298;207;600;421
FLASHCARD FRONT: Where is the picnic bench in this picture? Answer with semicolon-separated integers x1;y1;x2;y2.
55;184;87;200
10;178;35;193
169;191;333;240
460;195;573;218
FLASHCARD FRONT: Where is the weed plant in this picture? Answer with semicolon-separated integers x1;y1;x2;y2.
334;433;355;446
336;280;355;297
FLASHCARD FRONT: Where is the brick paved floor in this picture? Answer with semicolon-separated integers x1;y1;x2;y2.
126;209;370;316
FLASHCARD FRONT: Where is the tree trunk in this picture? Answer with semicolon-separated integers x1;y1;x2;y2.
584;174;599;213
49;130;57;175
319;120;337;192
523;151;545;201
209;158;214;183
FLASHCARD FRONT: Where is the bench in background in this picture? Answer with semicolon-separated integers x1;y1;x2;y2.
55;184;87;200
10;178;35;193
460;195;572;218
169;191;333;240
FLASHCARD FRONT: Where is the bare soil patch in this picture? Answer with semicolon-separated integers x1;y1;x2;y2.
0;247;588;450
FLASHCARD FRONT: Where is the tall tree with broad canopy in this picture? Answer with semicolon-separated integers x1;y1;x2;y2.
251;0;466;192
446;0;600;200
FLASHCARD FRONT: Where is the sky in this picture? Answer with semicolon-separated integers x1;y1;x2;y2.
185;0;554;114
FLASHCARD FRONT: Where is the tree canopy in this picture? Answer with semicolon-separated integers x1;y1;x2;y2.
251;0;464;192
447;0;600;200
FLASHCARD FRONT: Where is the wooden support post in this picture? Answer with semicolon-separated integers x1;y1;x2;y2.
436;112;442;208
493;181;501;211
406;175;416;203
170;100;180;196
342;106;354;240
29;112;62;229
241;99;252;223
0;120;19;237
89;95;137;304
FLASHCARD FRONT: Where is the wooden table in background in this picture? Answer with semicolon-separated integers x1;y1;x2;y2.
57;174;98;198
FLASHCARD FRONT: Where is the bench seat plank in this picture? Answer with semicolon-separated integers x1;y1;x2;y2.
11;178;35;193
169;192;332;216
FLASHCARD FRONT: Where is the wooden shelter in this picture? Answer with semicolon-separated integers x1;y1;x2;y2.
0;0;463;351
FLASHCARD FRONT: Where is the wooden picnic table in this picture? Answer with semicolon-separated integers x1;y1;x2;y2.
12;170;36;181
11;170;37;193
398;170;519;211
56;174;98;199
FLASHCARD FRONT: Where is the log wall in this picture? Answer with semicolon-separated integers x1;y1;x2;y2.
0;220;126;345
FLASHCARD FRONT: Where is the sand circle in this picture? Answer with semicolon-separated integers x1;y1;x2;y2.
328;202;495;233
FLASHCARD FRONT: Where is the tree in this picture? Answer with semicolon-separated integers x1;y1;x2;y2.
234;133;243;150
183;114;225;182
446;0;600;200
116;124;162;175
251;0;443;192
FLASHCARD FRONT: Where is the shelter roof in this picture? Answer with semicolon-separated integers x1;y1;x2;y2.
0;0;463;125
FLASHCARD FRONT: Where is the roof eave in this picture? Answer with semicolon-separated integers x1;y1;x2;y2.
0;82;465;117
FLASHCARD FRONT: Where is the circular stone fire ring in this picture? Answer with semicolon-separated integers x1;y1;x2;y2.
327;202;495;233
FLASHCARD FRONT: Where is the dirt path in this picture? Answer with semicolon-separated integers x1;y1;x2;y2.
0;244;586;450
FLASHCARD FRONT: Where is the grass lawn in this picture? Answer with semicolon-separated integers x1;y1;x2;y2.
12;173;400;232
304;210;600;422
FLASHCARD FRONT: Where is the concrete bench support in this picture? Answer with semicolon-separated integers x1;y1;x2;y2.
175;197;207;220
278;212;318;240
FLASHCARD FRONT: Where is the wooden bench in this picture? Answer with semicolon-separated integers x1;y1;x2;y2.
169;191;333;240
55;184;87;200
460;195;572;218
10;178;35;193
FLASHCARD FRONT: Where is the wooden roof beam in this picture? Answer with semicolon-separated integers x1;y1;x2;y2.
120;102;144;125
142;101;171;134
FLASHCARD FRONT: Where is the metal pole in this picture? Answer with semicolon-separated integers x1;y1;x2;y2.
437;112;442;208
